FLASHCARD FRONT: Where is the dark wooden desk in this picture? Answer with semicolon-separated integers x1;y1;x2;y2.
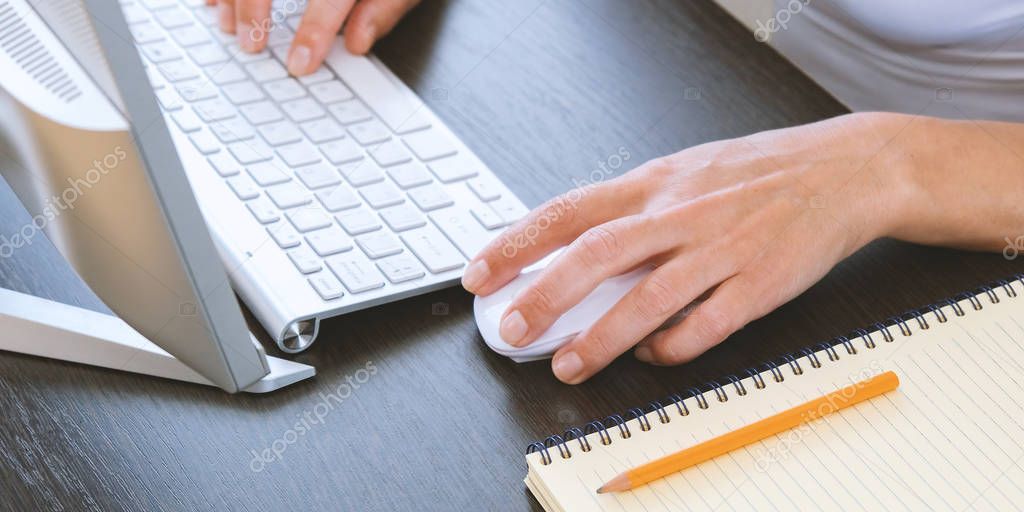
1;1;1020;510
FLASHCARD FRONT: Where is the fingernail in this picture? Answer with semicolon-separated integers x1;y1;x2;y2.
635;346;653;362
287;45;312;76
461;260;489;293
499;310;528;346
552;351;584;383
239;29;258;53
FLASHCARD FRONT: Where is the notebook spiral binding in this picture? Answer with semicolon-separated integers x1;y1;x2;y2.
526;273;1024;465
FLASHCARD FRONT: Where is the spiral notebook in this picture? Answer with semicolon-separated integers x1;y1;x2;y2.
525;276;1024;511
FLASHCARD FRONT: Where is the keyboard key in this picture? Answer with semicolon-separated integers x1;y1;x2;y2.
467;177;502;201
176;80;217;102
401;225;465;273
267;222;301;248
326;255;385;293
471;205;505;229
227;44;270;63
336;208;382;235
316;185;361;212
379;204;426;232
188;130;220;154
222;81;265;104
386;162;432;189
229;140;274;164
300;118;346;143
227;175;260;200
281;98;326;122
306;227;353;256
130;21;165;44
430;207;493;259
359;181;404;209
153;6;192;28
338;161;384;186
121;2;149;24
428;155;478;183
209;117;255;143
247;161;290;185
327;99;373;125
356;231;404;259
287;208;332;232
155;88;182;110
390;109;432;135
141;0;177;9
277;141;322;167
171;109;202;132
407;183;454;211
309;81;353;104
297;66;334;85
192;98;235;122
206;61;247;85
263;78;306;102
193;5;219;25
320;138;364;165
308;273;345;300
158;60;199;82
246;59;288;81
287;246;322;274
347;120;392;146
376;254;425;284
246;197;280;224
294;163;341;190
330;51;431;133
240;101;284;125
257;120;303;146
208;152;242;177
171;25;211;47
368;139;412;167
190;43;230;66
489;196;529;224
266;182;311;209
402;129;458;161
141;41;183;63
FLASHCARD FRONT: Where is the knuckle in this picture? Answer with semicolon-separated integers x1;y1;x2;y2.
693;304;735;344
521;283;559;316
651;341;696;366
634;274;682;320
581;331;618;362
572;225;622;268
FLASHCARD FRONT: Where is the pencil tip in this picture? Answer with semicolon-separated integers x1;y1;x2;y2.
596;486;606;494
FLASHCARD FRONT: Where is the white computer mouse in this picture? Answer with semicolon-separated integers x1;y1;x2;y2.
474;258;652;362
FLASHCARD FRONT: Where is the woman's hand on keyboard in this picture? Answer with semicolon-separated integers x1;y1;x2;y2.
462;112;1024;384
209;0;421;75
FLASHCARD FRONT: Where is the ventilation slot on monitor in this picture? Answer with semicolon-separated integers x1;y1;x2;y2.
0;1;82;102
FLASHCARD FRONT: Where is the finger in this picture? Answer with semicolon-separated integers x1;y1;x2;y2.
218;0;236;34
286;0;357;76
343;0;421;54
635;273;769;366
235;0;273;52
462;178;646;296
499;213;681;347
207;0;216;5
550;255;727;384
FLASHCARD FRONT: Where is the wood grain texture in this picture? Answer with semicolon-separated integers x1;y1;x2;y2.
1;1;1021;511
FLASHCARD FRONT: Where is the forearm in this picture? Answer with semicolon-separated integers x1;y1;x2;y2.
886;113;1024;252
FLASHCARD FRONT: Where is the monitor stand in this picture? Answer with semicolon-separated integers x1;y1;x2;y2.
0;287;314;393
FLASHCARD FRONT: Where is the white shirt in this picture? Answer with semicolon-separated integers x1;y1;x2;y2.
769;1;1024;121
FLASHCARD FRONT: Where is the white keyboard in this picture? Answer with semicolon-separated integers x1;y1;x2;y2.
126;0;528;334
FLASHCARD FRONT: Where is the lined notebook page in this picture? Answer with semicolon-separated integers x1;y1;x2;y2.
525;285;1024;511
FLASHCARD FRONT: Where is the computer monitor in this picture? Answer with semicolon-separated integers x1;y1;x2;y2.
0;0;311;392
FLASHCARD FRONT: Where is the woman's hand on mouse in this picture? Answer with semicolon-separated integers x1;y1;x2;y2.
208;0;420;75
462;112;1024;384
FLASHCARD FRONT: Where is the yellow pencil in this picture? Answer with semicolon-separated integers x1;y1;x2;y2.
597;370;900;494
